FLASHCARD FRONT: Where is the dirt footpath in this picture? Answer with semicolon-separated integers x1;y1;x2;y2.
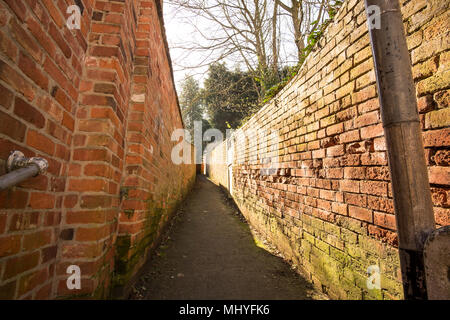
129;175;324;300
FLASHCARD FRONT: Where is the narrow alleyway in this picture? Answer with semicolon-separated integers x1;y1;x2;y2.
129;175;323;300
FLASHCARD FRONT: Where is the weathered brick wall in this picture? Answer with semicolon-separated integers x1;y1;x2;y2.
0;0;95;299
0;0;195;299
207;0;449;299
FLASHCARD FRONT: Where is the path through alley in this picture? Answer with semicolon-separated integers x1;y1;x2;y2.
129;176;324;300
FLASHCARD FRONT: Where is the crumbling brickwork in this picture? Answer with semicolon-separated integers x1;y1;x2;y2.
0;0;195;299
208;0;449;299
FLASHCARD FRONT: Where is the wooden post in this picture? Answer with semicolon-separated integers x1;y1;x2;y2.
364;0;436;299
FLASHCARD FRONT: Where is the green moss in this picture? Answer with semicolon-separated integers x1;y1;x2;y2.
231;188;404;300
114;234;132;276
119;187;130;201
111;174;197;295
112;181;193;289
124;209;135;219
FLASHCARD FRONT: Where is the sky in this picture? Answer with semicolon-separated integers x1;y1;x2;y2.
163;2;224;90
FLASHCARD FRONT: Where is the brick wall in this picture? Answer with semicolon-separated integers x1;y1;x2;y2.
207;0;449;299
207;142;228;189
114;0;196;296
0;0;195;299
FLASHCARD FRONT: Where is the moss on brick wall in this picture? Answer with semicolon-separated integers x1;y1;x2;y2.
113;172;196;296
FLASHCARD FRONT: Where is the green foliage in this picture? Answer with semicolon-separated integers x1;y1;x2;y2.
179;75;214;152
179;75;204;134
261;65;299;105
203;63;259;133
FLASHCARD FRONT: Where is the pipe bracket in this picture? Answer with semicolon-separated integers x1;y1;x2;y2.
6;151;49;175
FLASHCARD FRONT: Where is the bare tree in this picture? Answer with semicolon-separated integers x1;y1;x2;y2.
271;1;280;81
167;0;283;98
165;0;336;104
276;0;330;61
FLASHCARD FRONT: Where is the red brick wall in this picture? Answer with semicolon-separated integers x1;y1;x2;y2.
207;0;449;299
0;0;195;299
114;0;196;296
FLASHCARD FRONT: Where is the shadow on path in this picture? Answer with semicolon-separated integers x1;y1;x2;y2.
129;175;321;300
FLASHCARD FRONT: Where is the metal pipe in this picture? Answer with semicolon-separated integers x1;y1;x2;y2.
364;0;436;299
0;151;48;191
0;166;40;190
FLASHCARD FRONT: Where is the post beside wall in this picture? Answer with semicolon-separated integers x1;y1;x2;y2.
364;0;436;299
